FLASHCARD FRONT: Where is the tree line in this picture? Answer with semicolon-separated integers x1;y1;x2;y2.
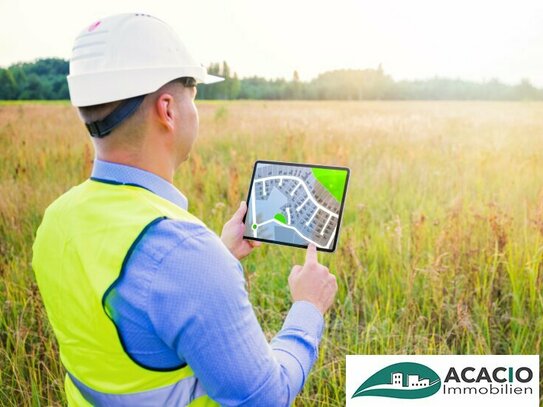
1;58;542;101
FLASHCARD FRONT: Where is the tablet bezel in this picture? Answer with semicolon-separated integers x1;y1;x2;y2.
242;160;350;252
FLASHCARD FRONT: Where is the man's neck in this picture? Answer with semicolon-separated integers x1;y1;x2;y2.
95;151;174;184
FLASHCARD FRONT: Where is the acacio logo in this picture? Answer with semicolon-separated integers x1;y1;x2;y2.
351;362;441;400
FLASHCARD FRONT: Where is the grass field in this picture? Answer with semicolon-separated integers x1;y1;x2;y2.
1;100;542;405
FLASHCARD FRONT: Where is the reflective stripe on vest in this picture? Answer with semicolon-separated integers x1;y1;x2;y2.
65;372;212;406
32;179;219;406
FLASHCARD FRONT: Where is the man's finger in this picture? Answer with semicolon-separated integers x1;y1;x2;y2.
249;240;262;247
232;201;247;222
289;265;303;279
305;243;318;265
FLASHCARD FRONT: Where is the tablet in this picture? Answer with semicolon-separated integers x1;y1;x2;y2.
243;160;350;252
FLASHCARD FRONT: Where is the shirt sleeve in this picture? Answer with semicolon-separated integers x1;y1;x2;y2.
145;220;324;406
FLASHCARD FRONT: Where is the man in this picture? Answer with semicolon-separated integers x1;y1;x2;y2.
32;13;338;406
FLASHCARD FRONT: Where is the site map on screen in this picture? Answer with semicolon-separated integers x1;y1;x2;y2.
244;161;349;251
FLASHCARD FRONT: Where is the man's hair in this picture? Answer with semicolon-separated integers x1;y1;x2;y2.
77;76;196;153
77;77;197;125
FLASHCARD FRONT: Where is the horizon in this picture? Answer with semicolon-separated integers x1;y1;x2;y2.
1;0;542;87
2;57;542;89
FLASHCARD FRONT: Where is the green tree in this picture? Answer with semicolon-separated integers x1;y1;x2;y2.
0;69;17;99
1;58;543;101
19;74;48;99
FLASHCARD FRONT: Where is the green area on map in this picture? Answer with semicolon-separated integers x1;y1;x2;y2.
311;167;348;201
274;213;287;224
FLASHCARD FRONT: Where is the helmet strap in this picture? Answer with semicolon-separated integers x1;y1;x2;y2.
85;95;146;138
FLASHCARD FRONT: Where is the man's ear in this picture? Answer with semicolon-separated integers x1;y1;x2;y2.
154;92;176;132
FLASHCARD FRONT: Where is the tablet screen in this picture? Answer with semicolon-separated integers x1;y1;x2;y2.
243;161;350;252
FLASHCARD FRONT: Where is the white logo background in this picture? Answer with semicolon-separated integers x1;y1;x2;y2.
346;355;539;407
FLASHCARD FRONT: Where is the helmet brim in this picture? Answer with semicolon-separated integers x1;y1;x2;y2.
201;74;224;84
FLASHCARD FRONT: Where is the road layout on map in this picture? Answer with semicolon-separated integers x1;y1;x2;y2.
245;163;344;249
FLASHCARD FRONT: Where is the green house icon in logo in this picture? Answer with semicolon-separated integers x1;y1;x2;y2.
352;362;441;399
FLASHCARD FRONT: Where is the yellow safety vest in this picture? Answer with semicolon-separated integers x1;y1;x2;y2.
32;179;219;406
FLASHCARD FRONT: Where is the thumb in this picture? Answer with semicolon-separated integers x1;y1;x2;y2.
232;201;247;222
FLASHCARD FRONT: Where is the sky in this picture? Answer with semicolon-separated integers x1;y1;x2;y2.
1;0;543;85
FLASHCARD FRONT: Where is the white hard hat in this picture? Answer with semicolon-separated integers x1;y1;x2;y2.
68;13;223;107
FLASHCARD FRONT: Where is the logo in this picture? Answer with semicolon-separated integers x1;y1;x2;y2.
352;362;441;399
88;21;101;32
346;355;539;407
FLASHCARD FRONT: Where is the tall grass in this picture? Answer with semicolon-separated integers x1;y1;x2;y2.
0;101;542;405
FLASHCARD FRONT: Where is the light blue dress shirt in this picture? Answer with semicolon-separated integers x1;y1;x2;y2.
88;159;325;406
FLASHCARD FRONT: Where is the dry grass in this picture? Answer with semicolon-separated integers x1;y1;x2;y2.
0;100;542;405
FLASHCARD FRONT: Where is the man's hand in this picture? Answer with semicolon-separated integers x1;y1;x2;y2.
288;244;338;315
221;201;261;260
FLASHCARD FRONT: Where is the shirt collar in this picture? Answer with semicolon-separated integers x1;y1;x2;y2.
91;159;188;210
